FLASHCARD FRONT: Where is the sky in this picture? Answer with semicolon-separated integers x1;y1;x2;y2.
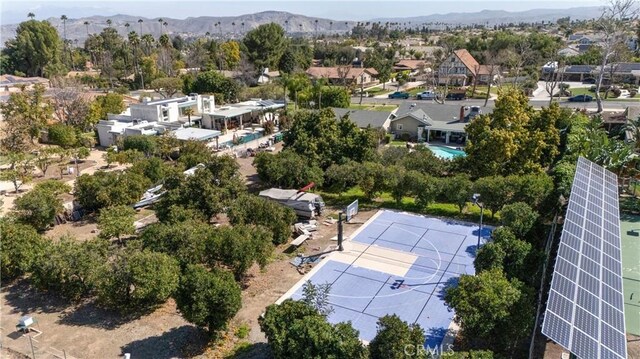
1;0;605;24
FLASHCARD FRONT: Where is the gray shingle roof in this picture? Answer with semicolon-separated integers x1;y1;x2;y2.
331;108;392;128
394;103;493;132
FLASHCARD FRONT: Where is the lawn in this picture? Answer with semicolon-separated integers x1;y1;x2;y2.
319;186;501;225
564;86;640;101
348;104;398;112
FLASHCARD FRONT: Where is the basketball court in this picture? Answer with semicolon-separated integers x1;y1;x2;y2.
620;213;640;336
277;209;492;347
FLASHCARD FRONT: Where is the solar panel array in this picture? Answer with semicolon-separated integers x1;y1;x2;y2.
542;157;627;359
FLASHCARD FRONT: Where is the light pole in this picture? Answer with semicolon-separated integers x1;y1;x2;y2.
472;193;484;249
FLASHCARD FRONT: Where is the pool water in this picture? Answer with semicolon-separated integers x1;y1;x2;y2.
427;145;466;160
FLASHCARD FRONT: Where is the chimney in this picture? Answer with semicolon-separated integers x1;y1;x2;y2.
460;106;465;122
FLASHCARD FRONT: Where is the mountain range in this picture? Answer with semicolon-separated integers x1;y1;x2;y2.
0;7;604;45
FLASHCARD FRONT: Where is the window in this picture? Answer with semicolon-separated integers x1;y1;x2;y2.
396;123;404;131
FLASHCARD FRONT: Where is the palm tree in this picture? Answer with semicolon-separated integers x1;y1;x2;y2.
27;12;35;20
314;19;318;38
138;18;143;35
329;21;333;32
106;19;112;28
61;15;68;40
158;18;163;37
84;21;90;36
217;21;222;35
625;117;640;151
163;21;168;34
124;22;130;32
232;21;236;34
284;20;289;33
241;22;245;33
183;108;195;127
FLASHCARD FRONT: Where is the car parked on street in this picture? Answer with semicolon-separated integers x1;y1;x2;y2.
388;91;410;99
568;94;593;102
446;92;466;100
416;91;436;100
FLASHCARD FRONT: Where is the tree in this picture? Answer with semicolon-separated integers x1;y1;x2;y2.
51;86;93;131
253;150;324;188
48;123;78;148
324;161;364;195
0;153;33;193
301;281;334;317
13;180;70;231
0;221;46;279
227;194;296;245
369;315;427;359
75;170;151;211
472;176;511;218
442;174;473;213
2;19;64;77
243;23;287;70
219;41;241;70
140;219;212;266
175;264;242;333
208;225;274;280
97;205;136;242
150;77;182;98
444;268;533;353
260;299;366;359
96;248;180;312
33;147;60;176
183;70;240;103
31;237;109;300
441;351;495;359
90;93;126;121
593;0;639;112
500;202;539;237
123;135;157;156
465;90;561;177
157;157;245;221
183;107;195;127
0;84;53;150
284;109;377;169
475;227;532;282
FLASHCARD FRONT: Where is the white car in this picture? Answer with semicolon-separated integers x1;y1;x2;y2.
416;91;436;100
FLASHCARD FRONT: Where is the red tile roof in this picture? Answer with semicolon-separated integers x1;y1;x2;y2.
454;49;480;75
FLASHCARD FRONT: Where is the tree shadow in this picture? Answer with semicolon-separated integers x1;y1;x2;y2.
227;342;272;359
120;325;208;359
57;300;151;330
437;277;459;300
2;278;70;315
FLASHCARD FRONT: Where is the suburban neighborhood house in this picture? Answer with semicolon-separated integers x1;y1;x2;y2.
438;49;500;86
393;59;427;74
96;94;283;148
389;103;491;144
305;66;379;85
0;74;50;93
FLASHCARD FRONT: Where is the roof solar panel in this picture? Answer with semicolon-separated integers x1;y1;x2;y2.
542;157;627;359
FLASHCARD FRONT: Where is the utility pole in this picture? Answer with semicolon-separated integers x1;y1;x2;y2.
337;212;344;251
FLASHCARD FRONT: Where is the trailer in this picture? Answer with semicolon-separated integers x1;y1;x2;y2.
259;188;325;219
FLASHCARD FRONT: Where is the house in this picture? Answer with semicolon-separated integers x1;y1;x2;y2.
437;49;499;86
393;59;427;73
0;74;50;93
557;47;580;57
257;68;281;84
129;95;203;124
557;65;596;82
200;98;284;132
389;103;493;144
305;66;378;86
331;108;393;131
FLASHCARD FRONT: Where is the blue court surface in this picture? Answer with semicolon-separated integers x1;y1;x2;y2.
281;210;492;347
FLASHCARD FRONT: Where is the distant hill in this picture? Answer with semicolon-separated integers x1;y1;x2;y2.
0;11;355;45
372;7;603;26
0;7;605;45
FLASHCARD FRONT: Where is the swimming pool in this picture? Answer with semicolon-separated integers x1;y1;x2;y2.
427;145;466;160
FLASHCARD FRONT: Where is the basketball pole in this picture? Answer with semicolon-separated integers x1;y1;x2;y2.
338;212;344;251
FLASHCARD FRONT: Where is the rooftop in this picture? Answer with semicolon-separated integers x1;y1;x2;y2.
331;108;392;128
173;127;222;141
394;103;493;132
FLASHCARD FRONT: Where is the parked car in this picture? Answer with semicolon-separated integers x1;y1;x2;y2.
568;94;593;102
582;78;596;84
416;91;436;100
388;91;410;99
446;92;466;100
